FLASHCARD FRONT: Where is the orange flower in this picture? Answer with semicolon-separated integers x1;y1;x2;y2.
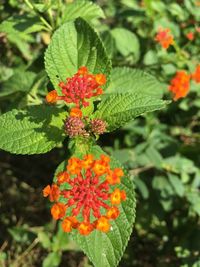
155;27;174;49
110;188;126;205
92;154;110;175
191;65;200;83
62;216;79;232
81;154;94;169
106;207;120;220
67;158;81;174
57;171;70;185
120;190;127;201
169;71;191;100
43;184;60;202
46;90;58;103
95;74;106;85
78;222;93;235
43;185;51;197
77;66;88;75
106;168;124;185
51;203;66;220
96;216;110;233
62;218;72;232
186;32;194;41
69;107;82;118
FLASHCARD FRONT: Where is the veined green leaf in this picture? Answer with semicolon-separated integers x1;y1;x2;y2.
53;145;136;267
45;18;111;93
0;105;66;154
0;15;45;59
62;0;105;23
0;69;36;97
107;67;165;98
94;93;169;131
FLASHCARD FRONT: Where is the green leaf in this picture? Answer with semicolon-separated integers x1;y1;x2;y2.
0;105;66;155
53;145;136;267
143;50;158;66
111;28;140;62
134;177;149;199
106;67;165;98
94;93;168;131
42;252;61;267
45;18;111;92
101;31;115;57
168;174;185;197
62;0;105;23
0;69;36;97
145;146;163;169
0;15;45;35
73;145;135;267
0;15;44;59
38;232;52;249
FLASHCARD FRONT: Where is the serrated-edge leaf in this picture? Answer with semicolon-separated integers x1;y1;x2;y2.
72;145;136;267
45;18;111;93
94;93;169;131
62;0;105;23
0;105;66;155
107;67;165;98
53;146;136;267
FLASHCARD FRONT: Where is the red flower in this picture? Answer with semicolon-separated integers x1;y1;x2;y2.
58;66;106;108
169;71;191;100
155;27;174;49
46;90;58;103
191;65;200;83
186;32;194;41
43;154;126;235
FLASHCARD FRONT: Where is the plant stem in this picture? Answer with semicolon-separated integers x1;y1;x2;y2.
24;0;53;31
56;0;63;28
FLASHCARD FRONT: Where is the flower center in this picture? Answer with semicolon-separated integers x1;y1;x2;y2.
63;169;109;221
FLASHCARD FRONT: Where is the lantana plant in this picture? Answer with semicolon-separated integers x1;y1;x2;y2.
0;18;169;267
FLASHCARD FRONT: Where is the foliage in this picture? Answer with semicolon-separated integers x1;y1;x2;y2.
0;1;199;267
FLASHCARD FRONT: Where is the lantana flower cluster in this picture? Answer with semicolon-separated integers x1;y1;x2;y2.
43;154;126;235
155;27;174;49
168;65;200;100
154;28;200;100
46;66;106;107
46;66;107;137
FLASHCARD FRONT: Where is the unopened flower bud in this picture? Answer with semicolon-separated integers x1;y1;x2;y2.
90;118;106;135
65;117;86;137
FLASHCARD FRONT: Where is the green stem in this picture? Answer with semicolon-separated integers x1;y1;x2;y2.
24;0;52;31
56;0;63;28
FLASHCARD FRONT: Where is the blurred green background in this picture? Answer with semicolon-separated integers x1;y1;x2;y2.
0;0;200;266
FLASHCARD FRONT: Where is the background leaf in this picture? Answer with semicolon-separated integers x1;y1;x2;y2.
0;69;36;97
111;28;140;62
0;105;66;154
42;252;61;267
62;0;105;23
45;18;111;92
